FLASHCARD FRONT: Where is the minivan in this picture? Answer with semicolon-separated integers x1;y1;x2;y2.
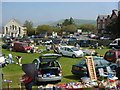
104;50;120;62
109;38;120;49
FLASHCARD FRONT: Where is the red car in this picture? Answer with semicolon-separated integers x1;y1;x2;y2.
104;50;120;62
13;42;32;53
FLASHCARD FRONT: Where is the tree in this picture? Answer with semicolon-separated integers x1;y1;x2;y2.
106;11;120;38
69;17;75;25
62;17;75;26
61;25;77;34
78;24;96;33
27;28;36;36
36;25;53;34
24;20;33;36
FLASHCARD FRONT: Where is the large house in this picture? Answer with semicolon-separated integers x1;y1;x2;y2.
96;9;118;34
3;19;26;37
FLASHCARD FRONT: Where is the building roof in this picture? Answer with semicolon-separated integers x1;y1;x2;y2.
98;15;108;20
4;19;23;27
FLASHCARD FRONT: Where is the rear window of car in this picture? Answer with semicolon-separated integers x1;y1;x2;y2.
71;47;80;51
100;60;110;65
105;52;116;58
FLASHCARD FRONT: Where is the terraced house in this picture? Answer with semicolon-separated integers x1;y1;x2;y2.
3;19;26;37
96;9;118;34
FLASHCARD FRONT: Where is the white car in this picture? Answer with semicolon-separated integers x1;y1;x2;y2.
59;46;84;58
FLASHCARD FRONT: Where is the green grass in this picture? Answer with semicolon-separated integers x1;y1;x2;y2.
2;45;109;88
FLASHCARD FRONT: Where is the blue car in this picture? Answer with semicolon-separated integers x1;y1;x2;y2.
71;56;117;77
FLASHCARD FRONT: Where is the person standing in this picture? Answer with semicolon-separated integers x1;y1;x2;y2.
15;56;22;66
7;54;12;64
22;74;34;90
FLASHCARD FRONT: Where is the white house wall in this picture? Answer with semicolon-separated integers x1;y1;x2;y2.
3;19;26;37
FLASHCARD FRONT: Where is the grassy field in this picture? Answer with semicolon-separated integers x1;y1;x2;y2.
2;45;110;88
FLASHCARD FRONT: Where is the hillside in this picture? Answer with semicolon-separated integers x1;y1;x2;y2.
50;19;96;26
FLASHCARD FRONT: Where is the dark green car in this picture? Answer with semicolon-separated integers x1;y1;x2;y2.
71;56;117;77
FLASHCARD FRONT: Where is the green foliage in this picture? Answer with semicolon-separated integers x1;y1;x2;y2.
36;25;53;34
62;17;75;26
24;20;33;29
2;46;109;88
27;28;36;36
106;11;120;38
78;24;96;33
24;20;34;35
61;25;77;34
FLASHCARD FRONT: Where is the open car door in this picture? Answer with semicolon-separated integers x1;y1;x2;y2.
22;64;37;79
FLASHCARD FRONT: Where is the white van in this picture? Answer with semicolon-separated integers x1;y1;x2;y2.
109;38;120;49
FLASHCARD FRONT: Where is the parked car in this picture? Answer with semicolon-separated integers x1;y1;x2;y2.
75;40;91;47
88;34;96;39
32;54;62;82
13;42;32;53
2;43;12;49
68;37;78;42
104;50;120;63
109;38;120;49
71;56;117;77
59;46;84;58
100;37;111;40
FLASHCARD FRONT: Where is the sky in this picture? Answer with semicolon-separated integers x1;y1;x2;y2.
1;1;119;26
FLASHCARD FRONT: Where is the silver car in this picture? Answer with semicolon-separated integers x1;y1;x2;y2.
32;54;62;82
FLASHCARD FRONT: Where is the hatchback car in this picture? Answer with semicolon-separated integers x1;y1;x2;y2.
104;50;120;63
59;46;84;58
2;43;12;49
71;56;117;77
32;54;62;82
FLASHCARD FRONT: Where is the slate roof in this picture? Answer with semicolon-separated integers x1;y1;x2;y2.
98;15;108;20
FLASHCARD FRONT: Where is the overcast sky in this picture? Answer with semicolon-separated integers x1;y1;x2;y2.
1;1;119;26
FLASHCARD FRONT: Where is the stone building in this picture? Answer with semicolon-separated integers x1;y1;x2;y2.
96;9;118;34
3;19;26;37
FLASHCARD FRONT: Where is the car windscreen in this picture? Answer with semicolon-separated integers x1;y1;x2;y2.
71;47;80;51
22;44;29;47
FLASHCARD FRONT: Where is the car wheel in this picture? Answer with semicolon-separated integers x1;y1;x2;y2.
72;54;76;58
60;53;64;56
26;50;31;53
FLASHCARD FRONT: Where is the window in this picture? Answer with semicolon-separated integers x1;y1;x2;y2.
100;60;109;65
94;60;101;66
112;41;117;44
71;47;80;51
67;48;72;52
12;25;14;30
105;52;115;58
6;27;8;34
19;27;21;34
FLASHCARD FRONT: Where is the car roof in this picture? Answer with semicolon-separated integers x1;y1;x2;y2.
107;50;120;52
39;54;61;62
14;42;28;44
61;46;74;48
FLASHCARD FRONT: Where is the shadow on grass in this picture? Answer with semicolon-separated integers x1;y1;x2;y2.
34;81;60;86
63;75;81;80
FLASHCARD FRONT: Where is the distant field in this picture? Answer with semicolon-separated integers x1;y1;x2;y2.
2;45;109;88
